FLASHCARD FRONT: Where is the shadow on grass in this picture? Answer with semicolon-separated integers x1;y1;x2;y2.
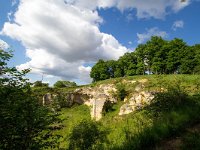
110;91;200;150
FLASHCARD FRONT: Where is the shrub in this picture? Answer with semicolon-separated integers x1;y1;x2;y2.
69;120;108;150
0;50;61;149
116;83;128;101
54;80;77;88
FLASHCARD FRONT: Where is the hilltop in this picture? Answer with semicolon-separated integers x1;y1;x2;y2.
33;74;200;149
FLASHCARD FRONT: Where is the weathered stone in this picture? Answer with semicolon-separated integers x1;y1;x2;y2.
119;91;154;115
119;104;134;115
138;78;148;83
43;93;53;105
76;84;117;120
91;94;108;121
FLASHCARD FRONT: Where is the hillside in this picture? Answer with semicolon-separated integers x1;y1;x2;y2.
35;74;200;149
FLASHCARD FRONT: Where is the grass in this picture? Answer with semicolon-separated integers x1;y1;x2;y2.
100;93;200;150
53;104;91;149
48;74;200;149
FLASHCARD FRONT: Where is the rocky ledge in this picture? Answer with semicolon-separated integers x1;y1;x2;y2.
43;79;156;121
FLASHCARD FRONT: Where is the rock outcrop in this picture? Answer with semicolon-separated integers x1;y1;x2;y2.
119;79;154;116
76;84;117;121
43;78;156;120
119;91;154;115
43;84;117;121
43;93;54;105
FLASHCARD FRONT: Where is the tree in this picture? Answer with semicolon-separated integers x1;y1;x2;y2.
90;36;199;82
118;52;137;76
166;38;187;74
106;60;117;78
69;120;107;150
90;59;110;82
179;46;196;74
135;44;146;75
54;80;77;88
193;44;200;74
0;50;61;149
33;80;49;87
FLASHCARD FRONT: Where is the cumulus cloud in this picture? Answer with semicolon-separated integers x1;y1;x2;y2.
172;20;184;31
137;27;168;43
0;39;9;50
0;0;192;83
63;0;191;19
118;0;191;19
1;0;128;83
68;0;191;19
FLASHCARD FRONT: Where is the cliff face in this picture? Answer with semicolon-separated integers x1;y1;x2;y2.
43;78;156;121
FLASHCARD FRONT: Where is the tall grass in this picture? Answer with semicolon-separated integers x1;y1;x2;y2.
50;75;200;149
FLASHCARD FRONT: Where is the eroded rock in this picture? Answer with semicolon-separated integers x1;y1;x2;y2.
119;91;154;115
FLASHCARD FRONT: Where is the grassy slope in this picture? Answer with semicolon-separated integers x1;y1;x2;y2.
53;74;200;149
53;105;91;148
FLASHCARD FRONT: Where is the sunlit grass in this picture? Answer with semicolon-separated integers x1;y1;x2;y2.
49;74;200;149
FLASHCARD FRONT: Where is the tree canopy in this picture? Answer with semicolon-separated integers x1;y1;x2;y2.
53;80;77;88
90;36;200;82
0;50;61;149
33;80;49;87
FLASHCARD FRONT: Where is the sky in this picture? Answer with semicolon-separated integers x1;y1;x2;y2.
0;0;200;85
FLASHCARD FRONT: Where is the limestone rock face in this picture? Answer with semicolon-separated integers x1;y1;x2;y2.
43;93;53;105
119;78;154;116
43;84;117;121
91;94;108;121
65;93;89;106
119;91;154;115
77;84;117;121
42;79;156;120
119;104;134;115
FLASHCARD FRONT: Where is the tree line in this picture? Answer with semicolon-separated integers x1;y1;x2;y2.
90;36;200;82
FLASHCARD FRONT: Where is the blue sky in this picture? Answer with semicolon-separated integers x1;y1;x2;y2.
0;0;200;85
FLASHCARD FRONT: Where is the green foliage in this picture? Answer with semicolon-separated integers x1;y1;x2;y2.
33;80;49;87
90;59;110;82
69;120;108;150
0;50;61;149
115;83;128;101
151;87;188;112
50;75;200;149
108;92;200;150
90;36;200;82
54;80;77;88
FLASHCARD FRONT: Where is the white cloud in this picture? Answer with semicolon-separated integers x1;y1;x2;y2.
68;0;191;19
0;0;192;84
1;0;128;84
64;0;191;19
117;0;191;19
0;39;9;50
137;27;168;43
172;20;184;31
12;0;17;6
128;41;132;45
7;12;12;22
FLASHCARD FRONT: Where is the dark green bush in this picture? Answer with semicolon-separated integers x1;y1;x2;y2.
0;50;61;149
69;120;108;150
181;131;200;150
116;83;128;101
